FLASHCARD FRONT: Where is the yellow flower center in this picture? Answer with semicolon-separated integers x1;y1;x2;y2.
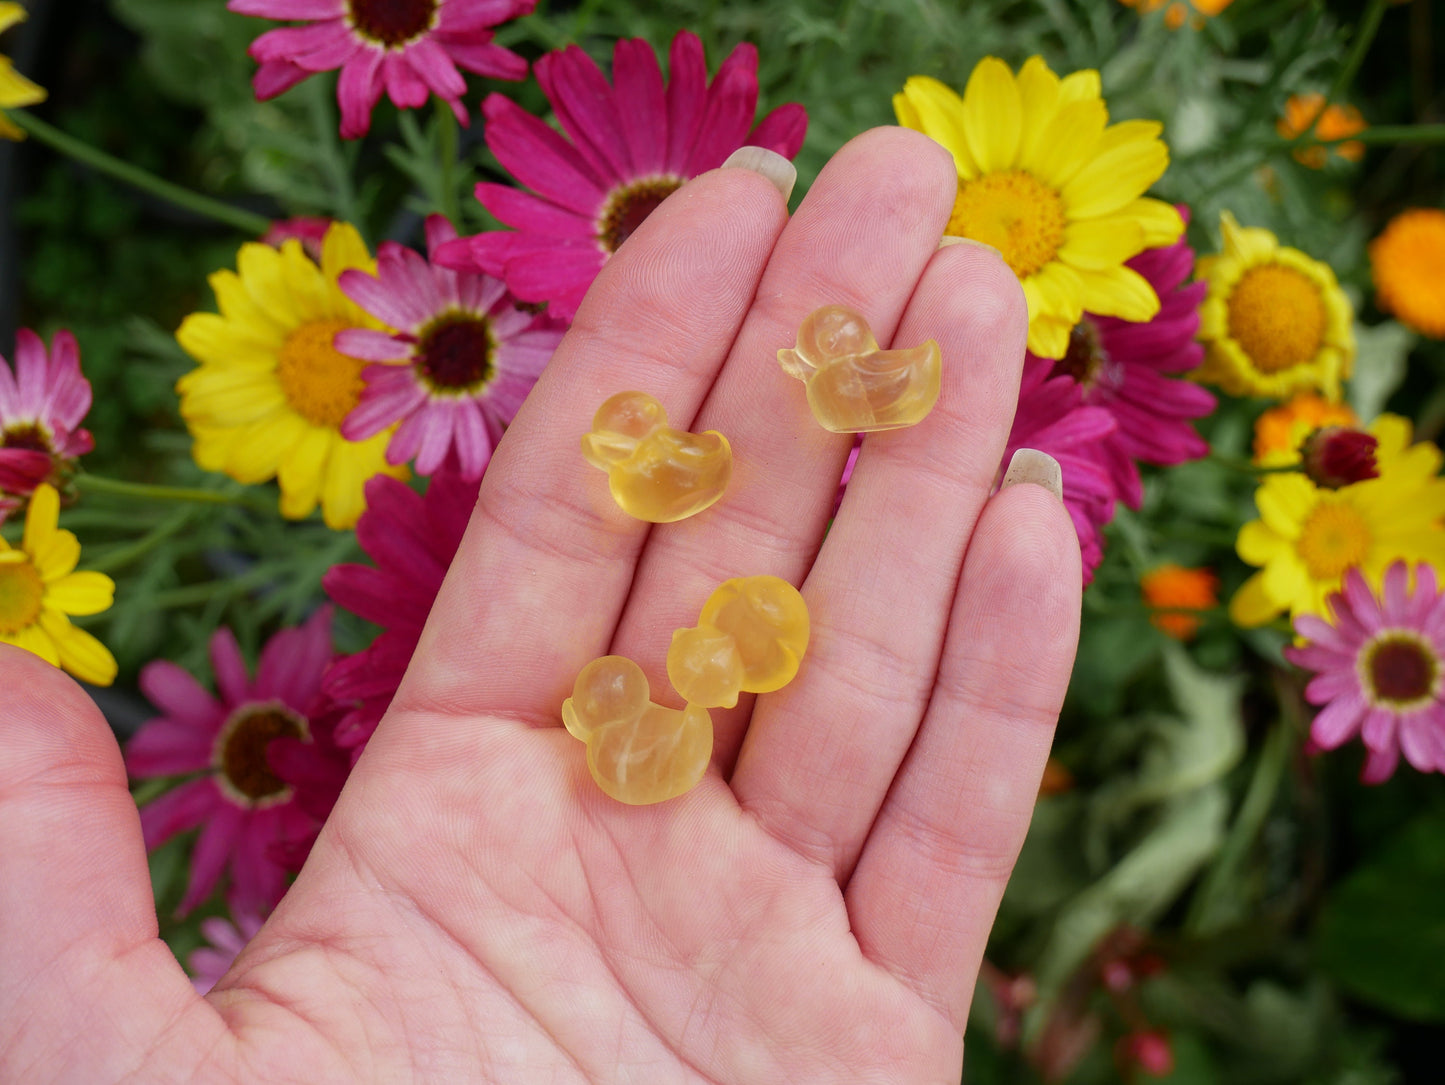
1226;264;1326;374
1359;630;1441;711
0;556;44;635
949;170;1066;279
1295;499;1372;581
212;701;309;807
597;176;685;254
275;319;368;430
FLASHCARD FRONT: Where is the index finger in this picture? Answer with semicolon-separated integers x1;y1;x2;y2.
399;164;791;726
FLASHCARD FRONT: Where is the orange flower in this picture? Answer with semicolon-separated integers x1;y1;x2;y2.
1118;0;1234;30
1253;393;1359;465
1278;93;1366;168
1142;565;1219;640
1369;208;1445;339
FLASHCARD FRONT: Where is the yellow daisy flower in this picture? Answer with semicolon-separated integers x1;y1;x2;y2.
1369;208;1445;339
1195;212;1355;400
0;2;46;141
1230;415;1445;627
893;56;1184;359
0;484;116;684
176;222;407;529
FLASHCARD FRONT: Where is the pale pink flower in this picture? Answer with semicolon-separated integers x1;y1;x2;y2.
1286;562;1445;783
0;329;93;522
229;0;534;139
337;215;564;478
189;910;266;994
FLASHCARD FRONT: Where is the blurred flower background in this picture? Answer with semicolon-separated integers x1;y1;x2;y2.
2;0;1444;1081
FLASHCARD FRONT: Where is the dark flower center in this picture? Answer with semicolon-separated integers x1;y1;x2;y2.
347;0;437;48
1366;633;1439;707
598;178;684;253
1050;318;1119;396
215;703;309;806
2;422;54;455
417;316;496;393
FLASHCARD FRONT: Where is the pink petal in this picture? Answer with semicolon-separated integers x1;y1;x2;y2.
253;59;312;101
13;328;48;417
449;399;493;479
1310;690;1367;749
482;92;609;215
410;402;458;475
440;40;528;81
381;50;430;109
612;37;667;174
474;184;594;238
684;42;760;174
139;778;218;851
404;37;467;101
256;606;333;710
180;803;247;916
747;103;808;159
537;45;633;182
335;327;408;363
337;48;385;140
229;0;342;16
139;659;223;728
1361;744;1400;783
209;628;252;708
224;808;294;915
663;30;707;173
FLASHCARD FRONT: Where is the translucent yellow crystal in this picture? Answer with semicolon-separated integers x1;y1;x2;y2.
777;305;941;433
666;575;810;709
581;391;732;522
562;656;713;805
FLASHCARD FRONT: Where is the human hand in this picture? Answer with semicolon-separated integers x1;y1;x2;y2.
0;127;1081;1084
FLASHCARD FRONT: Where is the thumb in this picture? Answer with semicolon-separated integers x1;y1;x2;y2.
0;645;220;1077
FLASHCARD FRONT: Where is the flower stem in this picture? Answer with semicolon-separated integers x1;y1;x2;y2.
7;110;272;236
309;77;363;235
435;98;460;227
1323;0;1389;110
85;509;194;575
76;472;265;508
1204;453;1301;476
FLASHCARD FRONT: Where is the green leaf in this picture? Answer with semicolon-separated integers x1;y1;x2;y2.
1315;809;1445;1021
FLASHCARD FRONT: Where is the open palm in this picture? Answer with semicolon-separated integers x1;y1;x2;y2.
0;128;1080;1084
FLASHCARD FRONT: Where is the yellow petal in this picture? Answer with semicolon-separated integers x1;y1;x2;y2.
0;58;46;111
1237;519;1280;566
225;412;303;484
0;4;29;34
1119;197;1185;247
209;268;292;340
1061;134;1169;219
962;57;1022;174
1023;98;1107;190
1058;217;1148;271
22;484;59;555
4;622;60;667
1219;211;1277;265
176;312;280;368
321;222;375;287
237;243;306;330
1015;56;1062;169
1026;314;1072;360
1030;260;1087;326
1075;264;1160;321
1263;554;1309;609
1057;68;1102;108
1229;572;1281;628
1256;475;1314;538
895;75;980;179
43;571;115;615
277;427;331;520
40;611;117;687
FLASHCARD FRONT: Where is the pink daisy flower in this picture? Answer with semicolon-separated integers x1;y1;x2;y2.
322;467;478;749
336;215;565;478
189;910;266;994
1285;562;1445;783
125;607;335;915
435;29;807;320
0;328;94;523
1004;356;1118;584
229;0;534;140
1033;207;1215;510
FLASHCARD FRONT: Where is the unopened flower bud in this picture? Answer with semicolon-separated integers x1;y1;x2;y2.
1118;1030;1175;1078
1300;426;1379;489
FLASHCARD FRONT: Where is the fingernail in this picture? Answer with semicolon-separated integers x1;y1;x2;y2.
722;146;797;203
1002;448;1063;502
938;235;1003;259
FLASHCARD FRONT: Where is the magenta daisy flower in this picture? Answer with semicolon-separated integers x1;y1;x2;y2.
125;607;335;914
0;328;93;522
229;0;534;140
322;467;478;749
336;215;565;478
435;30;807;320
1285;562;1445;783
189;910;266;994
1005;356;1118;583
1034;208;1215;510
